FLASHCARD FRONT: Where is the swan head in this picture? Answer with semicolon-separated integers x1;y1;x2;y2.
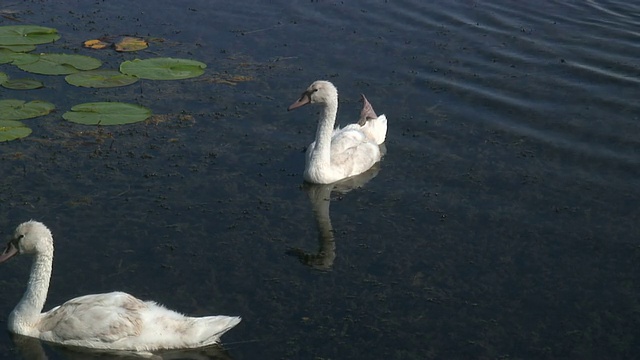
0;221;53;263
288;80;338;111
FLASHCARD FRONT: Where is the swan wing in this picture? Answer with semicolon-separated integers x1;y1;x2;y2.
38;291;144;344
330;127;367;155
330;128;381;178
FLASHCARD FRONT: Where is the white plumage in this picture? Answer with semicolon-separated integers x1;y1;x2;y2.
0;220;240;354
288;80;388;184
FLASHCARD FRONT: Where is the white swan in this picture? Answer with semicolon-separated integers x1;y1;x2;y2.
0;220;241;354
288;80;388;184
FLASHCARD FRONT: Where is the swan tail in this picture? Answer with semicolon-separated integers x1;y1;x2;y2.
358;94;387;144
361;114;387;145
190;316;241;346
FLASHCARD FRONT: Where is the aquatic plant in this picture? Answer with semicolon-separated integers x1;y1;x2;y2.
0;25;207;141
62;102;152;126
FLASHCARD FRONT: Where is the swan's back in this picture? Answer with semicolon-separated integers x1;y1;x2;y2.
36;291;241;351
38;292;144;344
343;114;387;146
305;127;381;183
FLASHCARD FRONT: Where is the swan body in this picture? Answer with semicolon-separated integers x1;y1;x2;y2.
288;80;388;184
0;220;240;353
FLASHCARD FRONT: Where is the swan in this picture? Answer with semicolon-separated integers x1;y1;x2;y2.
288;80;388;184
0;220;241;355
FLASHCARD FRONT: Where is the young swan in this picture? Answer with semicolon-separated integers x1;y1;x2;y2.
0;220;240;354
288;80;388;184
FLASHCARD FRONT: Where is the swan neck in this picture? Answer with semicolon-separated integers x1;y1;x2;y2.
10;250;53;333
311;100;338;165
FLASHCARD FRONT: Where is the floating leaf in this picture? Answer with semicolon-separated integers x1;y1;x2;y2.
0;71;7;84
16;53;102;75
2;78;44;90
2;51;39;65
65;70;138;88
0;44;36;52
0;48;23;64
0;120;32;142
120;57;206;80
0;25;60;46
0;99;55;120
83;39;110;50
114;37;148;52
63;102;151;125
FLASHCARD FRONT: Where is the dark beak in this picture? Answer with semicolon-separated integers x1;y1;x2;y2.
288;92;311;111
0;241;18;263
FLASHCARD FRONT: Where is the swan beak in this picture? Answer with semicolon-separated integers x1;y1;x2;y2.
288;93;311;111
0;241;18;263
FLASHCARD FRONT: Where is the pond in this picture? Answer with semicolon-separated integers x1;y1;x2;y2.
0;0;639;359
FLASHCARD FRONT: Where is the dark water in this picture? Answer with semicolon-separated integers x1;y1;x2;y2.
1;0;639;359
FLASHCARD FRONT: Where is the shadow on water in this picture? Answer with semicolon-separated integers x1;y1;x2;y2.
286;160;383;271
10;334;234;360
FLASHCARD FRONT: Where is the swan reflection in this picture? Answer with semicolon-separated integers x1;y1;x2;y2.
287;161;382;271
11;333;234;360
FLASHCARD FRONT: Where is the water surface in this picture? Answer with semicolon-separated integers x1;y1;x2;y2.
0;0;639;359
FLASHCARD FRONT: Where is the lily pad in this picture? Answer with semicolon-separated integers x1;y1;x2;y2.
65;70;139;88
1;50;39;65
83;39;110;50
0;25;60;46
114;37;148;52
63;102;152;126
0;72;7;84
0;48;21;64
120;57;206;80
0;44;36;52
0;99;55;120
2;78;44;90
0;120;32;142
16;53;102;75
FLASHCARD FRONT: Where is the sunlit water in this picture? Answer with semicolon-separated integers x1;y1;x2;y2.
0;0;639;359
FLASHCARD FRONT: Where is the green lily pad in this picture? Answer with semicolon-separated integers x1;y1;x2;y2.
16;53;102;75
0;25;60;46
0;72;7;84
0;44;36;52
65;70;139;88
120;57;206;80
0;99;55;120
2;78;44;90
0;50;39;65
63;102;152;126
0;120;32;142
0;49;20;64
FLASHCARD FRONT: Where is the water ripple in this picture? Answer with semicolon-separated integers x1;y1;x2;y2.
349;0;640;169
